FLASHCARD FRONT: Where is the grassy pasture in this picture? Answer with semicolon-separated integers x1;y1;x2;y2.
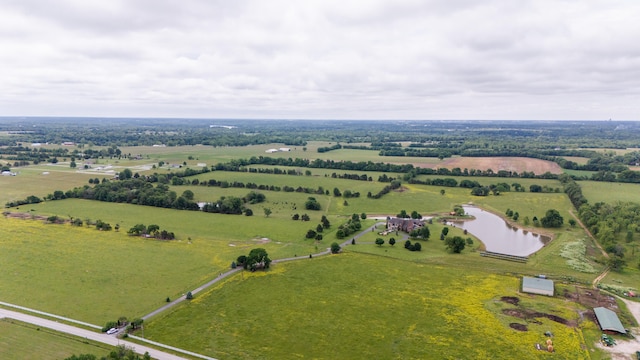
580;180;640;204
560;156;590;165
143;253;590;359
0;319;112;360
25;197;338;248
0;215;235;324
0;166;97;206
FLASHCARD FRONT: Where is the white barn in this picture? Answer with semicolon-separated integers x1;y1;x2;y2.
522;276;554;296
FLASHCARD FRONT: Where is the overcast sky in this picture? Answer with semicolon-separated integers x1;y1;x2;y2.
1;0;639;120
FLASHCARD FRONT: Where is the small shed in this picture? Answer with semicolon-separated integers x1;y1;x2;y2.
593;307;626;334
522;276;554;296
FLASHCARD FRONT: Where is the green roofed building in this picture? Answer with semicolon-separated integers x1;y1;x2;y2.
521;276;554;296
593;307;626;334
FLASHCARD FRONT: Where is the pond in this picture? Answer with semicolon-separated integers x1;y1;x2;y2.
449;206;548;256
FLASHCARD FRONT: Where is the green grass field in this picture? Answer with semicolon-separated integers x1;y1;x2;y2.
0;319;112;360
142;253;592;359
0;215;239;324
580;180;640;204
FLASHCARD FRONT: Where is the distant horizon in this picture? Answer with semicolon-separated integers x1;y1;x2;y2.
0;116;636;123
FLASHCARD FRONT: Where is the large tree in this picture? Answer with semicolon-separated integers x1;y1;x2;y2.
541;209;564;228
245;248;271;271
410;226;430;240
445;236;466;253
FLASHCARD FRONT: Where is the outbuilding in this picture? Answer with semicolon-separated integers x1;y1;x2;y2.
593;307;626;334
522;276;554;296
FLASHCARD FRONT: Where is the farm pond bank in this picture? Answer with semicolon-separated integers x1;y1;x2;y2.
450;205;548;256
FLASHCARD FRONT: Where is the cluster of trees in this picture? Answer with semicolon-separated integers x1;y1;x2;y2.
317;143;342;153
42;178;264;217
367;180;402;199
444;236;466;253
65;346;151;360
578;201;640;271
396;210;422;219
336;214;362;239
292;213;311;221
127;224;175;240
505;209;520;221
404;240;422;251
328;172;371;181
304;197;321;210
304;216;330;241
5;194;42;208
236;248;272;271
410;226;430;240
58;179;202;210
202;196;246;215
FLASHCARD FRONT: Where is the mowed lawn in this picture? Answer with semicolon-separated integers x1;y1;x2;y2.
0;319;112;360
143;253;588;359
0;216;234;324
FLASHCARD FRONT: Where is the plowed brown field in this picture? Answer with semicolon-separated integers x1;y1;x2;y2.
406;156;563;175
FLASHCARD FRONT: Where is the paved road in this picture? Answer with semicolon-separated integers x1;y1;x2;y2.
0;308;190;360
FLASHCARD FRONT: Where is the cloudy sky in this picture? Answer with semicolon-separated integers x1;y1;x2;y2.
1;0;639;120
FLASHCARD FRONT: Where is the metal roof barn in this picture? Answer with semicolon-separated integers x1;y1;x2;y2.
593;307;626;334
521;277;554;296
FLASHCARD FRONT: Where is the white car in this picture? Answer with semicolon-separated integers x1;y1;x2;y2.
106;328;118;335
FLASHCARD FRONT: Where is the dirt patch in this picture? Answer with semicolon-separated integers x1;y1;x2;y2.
3;211;50;221
401;156;563;175
500;296;520;306
509;323;528;331
502;308;574;326
394;186;409;192
565;286;619;310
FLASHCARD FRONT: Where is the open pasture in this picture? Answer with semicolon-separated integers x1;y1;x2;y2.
143;253;590;359
0;166;97;206
25;197;339;247
0;319;112;360
580;180;640;204
0;215;245;324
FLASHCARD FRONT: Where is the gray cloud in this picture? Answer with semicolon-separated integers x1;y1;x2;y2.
0;0;639;120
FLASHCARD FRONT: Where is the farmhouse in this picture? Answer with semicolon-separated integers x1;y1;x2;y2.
593;307;626;334
521;276;554;296
387;218;425;232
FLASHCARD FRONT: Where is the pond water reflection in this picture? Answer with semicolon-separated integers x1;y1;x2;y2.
449;206;548;256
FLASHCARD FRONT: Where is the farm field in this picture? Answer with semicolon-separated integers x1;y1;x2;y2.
0;319;113;360
435;156;563;174
143;253;593;359
0;215;235;324
0;166;97;206
120;143;564;174
2;131;639;359
580;180;640;204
